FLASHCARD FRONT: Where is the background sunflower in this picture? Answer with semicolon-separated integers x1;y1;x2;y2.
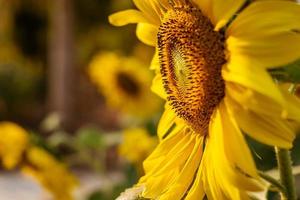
88;52;162;120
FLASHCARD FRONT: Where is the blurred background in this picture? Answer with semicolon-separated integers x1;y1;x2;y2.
0;0;162;199
0;0;299;200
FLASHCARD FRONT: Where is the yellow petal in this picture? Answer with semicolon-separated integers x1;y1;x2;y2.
108;10;148;26
159;136;204;200
158;0;172;10
280;88;300;122
219;102;262;190
194;0;246;30
226;82;300;122
193;0;212;20
180;100;263;200
157;104;176;140
226;0;300;68
161;121;188;143
142;170;178;198
136;23;158;46
142;130;190;174
133;0;163;25
203;102;263;198
202;158;251;200
226;96;296;149
150;49;160;71
184;161;205;200
140;132;195;199
202;145;253;200
151;73;167;99
223;61;284;105
212;0;247;30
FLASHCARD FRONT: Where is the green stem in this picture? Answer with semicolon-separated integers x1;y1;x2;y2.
275;147;297;200
258;171;285;193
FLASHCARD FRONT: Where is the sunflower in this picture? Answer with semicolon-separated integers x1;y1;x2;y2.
88;52;161;119
119;128;158;165
110;0;300;199
0;122;29;170
22;147;78;200
119;128;158;175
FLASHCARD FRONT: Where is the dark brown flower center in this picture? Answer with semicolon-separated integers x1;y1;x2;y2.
158;1;226;134
116;72;140;96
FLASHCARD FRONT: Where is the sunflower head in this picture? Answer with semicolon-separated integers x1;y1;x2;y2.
88;52;162;119
158;0;226;133
116;71;140;96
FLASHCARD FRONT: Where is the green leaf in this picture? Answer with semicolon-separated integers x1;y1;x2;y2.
269;59;300;83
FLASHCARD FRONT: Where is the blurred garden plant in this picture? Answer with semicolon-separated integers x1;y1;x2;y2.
0;122;77;200
0;0;45;119
46;124;108;173
110;0;300;199
88;52;162;120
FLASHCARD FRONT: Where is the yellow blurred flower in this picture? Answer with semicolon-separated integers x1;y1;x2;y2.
88;52;161;119
119;128;157;164
22;147;77;200
0;121;29;169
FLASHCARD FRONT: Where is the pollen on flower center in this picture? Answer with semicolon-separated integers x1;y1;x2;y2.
116;72;140;96
158;1;226;134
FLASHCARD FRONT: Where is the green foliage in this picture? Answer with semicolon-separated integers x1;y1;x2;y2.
291;136;300;165
246;135;277;171
269;59;300;83
87;164;139;200
87;185;129;200
266;190;280;200
88;190;108;200
145;120;158;136
29;130;62;160
0;62;41;103
76;126;104;150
